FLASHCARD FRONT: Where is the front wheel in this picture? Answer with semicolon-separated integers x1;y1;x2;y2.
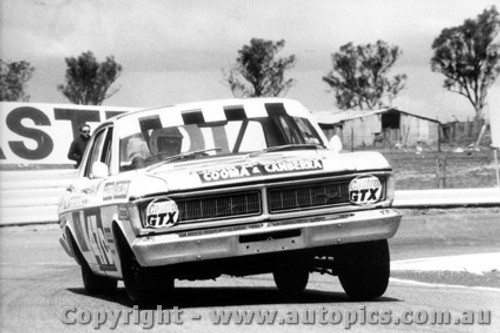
117;232;173;305
337;240;390;300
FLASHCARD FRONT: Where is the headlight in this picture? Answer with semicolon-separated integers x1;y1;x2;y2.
143;197;179;229
348;175;383;205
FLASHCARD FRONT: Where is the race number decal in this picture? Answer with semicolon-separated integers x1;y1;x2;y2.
349;175;382;205
83;208;117;272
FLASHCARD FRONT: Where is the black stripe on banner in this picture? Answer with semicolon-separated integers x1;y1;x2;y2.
182;110;205;124
223;105;247;120
265;103;288;117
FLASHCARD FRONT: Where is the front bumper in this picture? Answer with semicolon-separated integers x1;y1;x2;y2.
132;208;402;267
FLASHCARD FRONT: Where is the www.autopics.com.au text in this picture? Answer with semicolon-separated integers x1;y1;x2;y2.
60;305;492;329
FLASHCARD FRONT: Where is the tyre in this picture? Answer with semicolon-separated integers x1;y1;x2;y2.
68;232;117;294
273;261;309;293
337;240;390;300
116;231;174;305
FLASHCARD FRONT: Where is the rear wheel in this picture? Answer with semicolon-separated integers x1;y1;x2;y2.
68;232;117;294
81;260;118;294
337;240;390;300
273;261;309;293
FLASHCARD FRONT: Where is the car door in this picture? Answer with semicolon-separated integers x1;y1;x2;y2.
70;126;117;275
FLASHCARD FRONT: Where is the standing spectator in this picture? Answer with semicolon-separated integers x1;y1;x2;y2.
68;124;91;168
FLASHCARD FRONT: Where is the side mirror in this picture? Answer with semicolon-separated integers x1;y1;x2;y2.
329;135;343;153
91;161;109;179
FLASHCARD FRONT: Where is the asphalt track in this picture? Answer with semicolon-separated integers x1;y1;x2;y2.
0;209;499;332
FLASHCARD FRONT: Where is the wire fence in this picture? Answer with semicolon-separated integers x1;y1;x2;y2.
378;150;498;190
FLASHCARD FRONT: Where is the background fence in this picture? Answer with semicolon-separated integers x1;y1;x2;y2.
0;169;76;225
381;150;498;190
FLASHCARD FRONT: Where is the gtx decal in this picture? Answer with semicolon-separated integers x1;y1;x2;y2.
145;198;179;229
349;175;382;205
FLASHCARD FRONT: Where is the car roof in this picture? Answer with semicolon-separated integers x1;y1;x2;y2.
115;97;308;120
110;98;313;138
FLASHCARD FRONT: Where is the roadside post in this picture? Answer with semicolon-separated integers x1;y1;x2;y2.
489;94;500;187
436;156;447;189
494;149;500;187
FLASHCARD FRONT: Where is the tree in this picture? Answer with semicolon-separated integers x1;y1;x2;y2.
323;40;407;110
431;6;500;120
58;51;122;105
0;60;35;102
225;38;296;97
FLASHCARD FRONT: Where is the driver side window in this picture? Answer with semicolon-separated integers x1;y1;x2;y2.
84;128;110;178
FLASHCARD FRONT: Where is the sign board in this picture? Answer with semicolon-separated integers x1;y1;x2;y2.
0;102;138;164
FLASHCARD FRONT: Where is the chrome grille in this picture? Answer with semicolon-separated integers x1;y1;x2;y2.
268;181;352;213
175;191;261;223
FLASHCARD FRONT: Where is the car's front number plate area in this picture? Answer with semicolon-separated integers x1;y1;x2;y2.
239;229;303;255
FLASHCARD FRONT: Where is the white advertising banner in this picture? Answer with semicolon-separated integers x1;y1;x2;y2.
0;102;138;164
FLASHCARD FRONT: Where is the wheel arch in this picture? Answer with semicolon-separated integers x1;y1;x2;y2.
63;225;86;267
111;220;132;254
111;219;134;277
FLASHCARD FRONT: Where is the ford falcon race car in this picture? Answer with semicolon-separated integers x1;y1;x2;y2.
58;98;402;305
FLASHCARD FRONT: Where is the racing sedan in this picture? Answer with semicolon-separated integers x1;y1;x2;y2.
58;98;402;305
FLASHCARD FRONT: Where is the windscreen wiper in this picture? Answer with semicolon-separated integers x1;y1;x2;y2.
147;148;221;171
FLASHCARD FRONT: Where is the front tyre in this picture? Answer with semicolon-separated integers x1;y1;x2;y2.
121;254;156;305
117;232;173;306
337;240;390;300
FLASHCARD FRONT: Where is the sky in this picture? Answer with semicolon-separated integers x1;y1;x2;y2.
1;0;500;122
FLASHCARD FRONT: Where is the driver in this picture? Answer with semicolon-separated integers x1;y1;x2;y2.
126;134;151;162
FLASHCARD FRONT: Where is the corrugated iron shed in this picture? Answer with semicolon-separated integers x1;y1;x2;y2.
313;108;441;148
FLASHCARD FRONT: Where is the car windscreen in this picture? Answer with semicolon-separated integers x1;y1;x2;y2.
119;115;325;171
